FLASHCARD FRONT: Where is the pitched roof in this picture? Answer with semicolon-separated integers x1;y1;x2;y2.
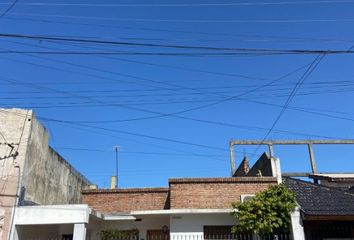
283;177;354;216
233;156;250;177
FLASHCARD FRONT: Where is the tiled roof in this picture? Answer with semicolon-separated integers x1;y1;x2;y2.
283;177;354;216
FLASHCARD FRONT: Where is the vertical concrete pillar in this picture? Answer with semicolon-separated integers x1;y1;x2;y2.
9;225;19;240
270;157;282;184
230;142;235;176
268;144;274;158
290;207;305;240
307;144;317;174
73;223;87;240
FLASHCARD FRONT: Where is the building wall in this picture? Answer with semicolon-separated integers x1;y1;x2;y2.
83;178;276;214
0;109;32;240
320;179;354;189
88;215;170;240
169;177;276;209
0;108;90;240
170;213;237;240
170;213;236;233
21;116;90;204
16;224;74;240
82;188;170;213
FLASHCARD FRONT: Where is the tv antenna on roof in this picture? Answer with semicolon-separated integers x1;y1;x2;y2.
113;145;121;188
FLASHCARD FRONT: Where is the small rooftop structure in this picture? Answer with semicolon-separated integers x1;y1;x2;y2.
309;173;354;190
284;177;354;220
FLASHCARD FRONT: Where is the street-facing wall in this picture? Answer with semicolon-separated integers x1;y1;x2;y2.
82;188;170;213
0;108;91;240
169;177;277;209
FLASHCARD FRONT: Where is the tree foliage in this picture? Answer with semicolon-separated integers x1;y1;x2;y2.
99;229;139;240
231;184;296;237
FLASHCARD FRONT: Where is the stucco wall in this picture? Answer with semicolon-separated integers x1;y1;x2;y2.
0;109;32;240
170;213;236;233
0;108;91;240
22;116;91;204
87;215;169;240
16;224;74;240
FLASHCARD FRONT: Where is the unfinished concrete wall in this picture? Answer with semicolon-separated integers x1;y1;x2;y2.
0;108;90;240
21;116;91;204
0;109;32;240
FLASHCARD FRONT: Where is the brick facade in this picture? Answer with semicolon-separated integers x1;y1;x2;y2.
82;188;169;213
169;177;276;209
82;177;277;213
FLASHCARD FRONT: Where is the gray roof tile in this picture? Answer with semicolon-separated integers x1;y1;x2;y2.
283;177;354;216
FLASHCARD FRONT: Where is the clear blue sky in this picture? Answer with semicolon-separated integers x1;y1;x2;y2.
1;0;354;188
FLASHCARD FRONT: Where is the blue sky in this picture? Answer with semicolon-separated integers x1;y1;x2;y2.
1;0;354;188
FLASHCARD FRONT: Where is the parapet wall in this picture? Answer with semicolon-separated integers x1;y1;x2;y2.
21;112;91;204
169;177;277;209
0;108;91;240
82;188;170;213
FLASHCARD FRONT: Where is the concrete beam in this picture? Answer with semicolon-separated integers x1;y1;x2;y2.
230;139;354;146
282;172;311;177
14;205;91;225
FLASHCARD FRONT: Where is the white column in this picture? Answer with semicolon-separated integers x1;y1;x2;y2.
73;223;87;240
271;157;282;184
290;207;305;240
10;225;19;240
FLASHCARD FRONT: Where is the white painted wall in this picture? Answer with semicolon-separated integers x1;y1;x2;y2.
290;207;305;240
170;213;237;240
170;213;236;233
16;224;74;240
88;215;170;240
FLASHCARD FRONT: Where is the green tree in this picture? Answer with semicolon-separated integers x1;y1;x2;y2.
99;229;139;240
231;184;296;239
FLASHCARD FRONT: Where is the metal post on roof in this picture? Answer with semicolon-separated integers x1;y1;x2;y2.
268;144;274;158
230;141;235;176
308;143;317;174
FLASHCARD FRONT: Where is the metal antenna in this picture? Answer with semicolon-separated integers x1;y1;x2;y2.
113;145;120;188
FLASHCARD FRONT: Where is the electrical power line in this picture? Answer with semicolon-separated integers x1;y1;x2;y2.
251;54;326;157
0;33;353;55
8;12;354;23
4;16;354;45
0;0;18;18
1;1;354;7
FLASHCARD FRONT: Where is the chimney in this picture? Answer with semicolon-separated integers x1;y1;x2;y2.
110;176;117;189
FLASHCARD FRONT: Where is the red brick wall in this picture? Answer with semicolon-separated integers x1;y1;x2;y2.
169;177;277;209
82;188;169;213
82;178;277;213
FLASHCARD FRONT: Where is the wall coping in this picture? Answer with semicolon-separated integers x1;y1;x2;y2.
168;177;277;184
82;187;169;194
